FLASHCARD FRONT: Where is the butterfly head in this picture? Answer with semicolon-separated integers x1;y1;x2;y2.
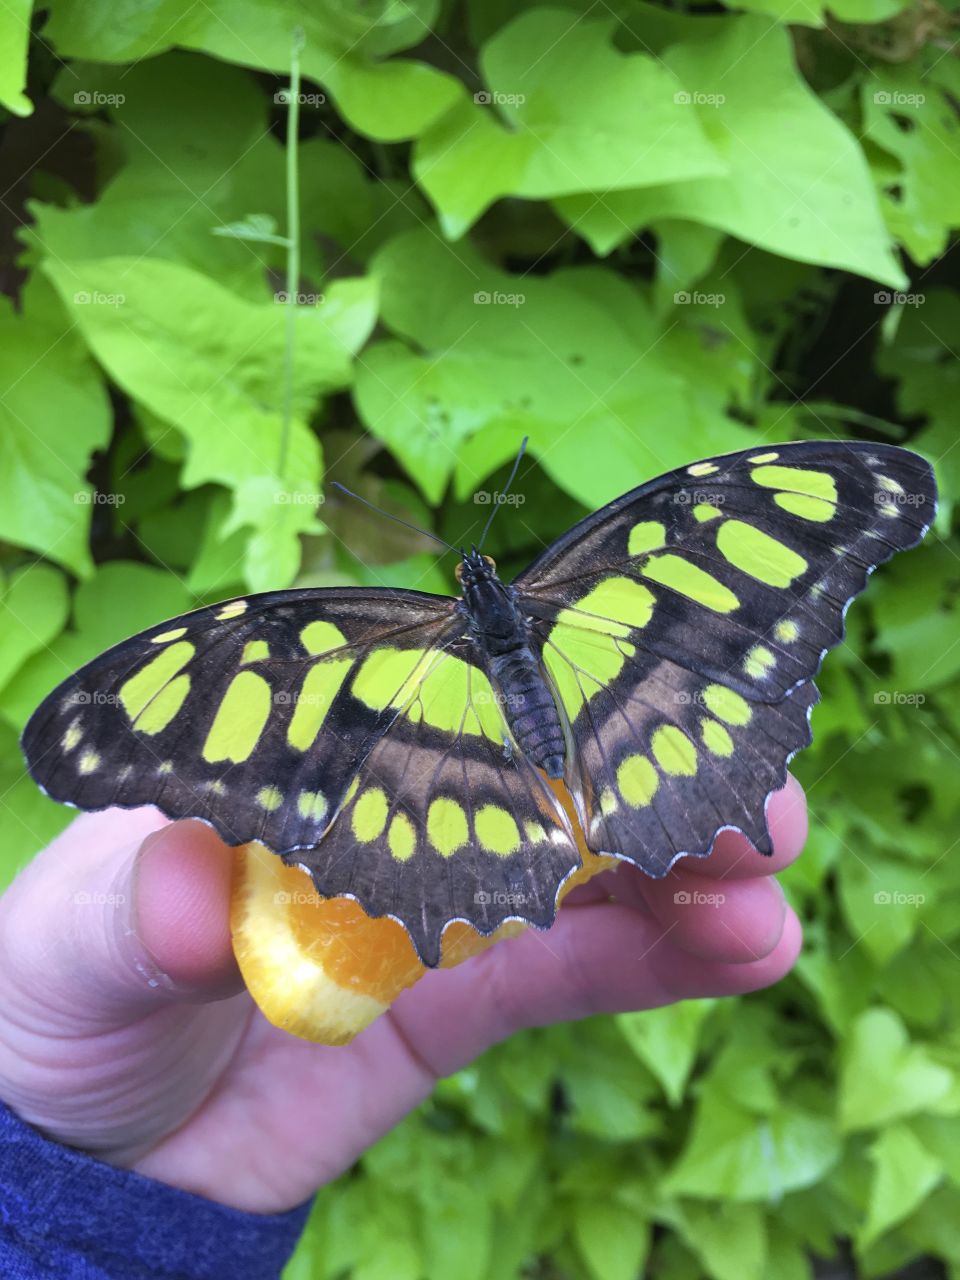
455;547;498;588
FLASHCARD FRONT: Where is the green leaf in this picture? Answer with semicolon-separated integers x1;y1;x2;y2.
555;15;906;287
414;8;723;236
421;1180;493;1280
0;722;72;889
0;281;112;577
43;0;459;141
663;1089;840;1201
40;258;376;589
858;1124;943;1250
358;229;754;506
617;1001;715;1105
864;63;960;266
573;1200;650;1280
661;1202;766;1280
837;853;931;964
0;0;32;115
0;564;69;694
839;1008;954;1132
736;0;907;28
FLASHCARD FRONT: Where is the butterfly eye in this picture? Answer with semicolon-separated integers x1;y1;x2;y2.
482;554;496;569
454;563;465;583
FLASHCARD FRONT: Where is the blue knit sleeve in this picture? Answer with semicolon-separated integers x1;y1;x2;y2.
0;1099;313;1279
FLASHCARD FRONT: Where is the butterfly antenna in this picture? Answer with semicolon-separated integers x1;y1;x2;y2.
330;482;458;554
477;436;529;550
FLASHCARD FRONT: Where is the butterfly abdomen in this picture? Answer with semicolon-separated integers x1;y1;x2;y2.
489;647;566;779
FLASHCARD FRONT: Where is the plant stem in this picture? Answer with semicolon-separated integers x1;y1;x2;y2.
278;25;304;481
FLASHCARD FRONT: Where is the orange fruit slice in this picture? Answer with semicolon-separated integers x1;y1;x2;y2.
230;781;617;1044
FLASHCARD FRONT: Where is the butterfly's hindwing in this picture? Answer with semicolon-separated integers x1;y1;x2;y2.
516;441;935;871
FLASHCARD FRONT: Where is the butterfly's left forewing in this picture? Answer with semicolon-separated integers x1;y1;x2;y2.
515;441;936;873
22;588;458;852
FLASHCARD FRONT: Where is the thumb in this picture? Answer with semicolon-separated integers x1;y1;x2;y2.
0;808;244;1032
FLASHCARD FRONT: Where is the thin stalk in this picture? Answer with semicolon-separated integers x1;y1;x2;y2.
278;25;304;481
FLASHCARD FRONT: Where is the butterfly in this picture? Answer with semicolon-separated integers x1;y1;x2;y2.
21;441;936;965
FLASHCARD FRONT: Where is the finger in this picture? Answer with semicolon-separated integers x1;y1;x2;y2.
638;873;786;963
0;809;243;1031
388;899;802;1078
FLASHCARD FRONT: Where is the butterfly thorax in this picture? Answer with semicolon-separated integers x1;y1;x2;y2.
459;549;566;780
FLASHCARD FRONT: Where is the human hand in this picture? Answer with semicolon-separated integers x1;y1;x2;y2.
0;776;805;1214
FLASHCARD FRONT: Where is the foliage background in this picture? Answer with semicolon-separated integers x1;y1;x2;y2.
1;1;959;1276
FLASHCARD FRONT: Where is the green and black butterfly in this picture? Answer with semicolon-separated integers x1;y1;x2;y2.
22;441;936;965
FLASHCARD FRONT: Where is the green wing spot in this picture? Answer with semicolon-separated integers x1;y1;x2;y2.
78;748;100;774
119;641;195;721
751;464;837;503
716;520;806;588
427;797;469;856
133;674;191;735
202;670;272;763
475;804;521;855
545;625;629;718
151;627;188;644
688;462;718;476
257;786;283;811
693;503;722;522
775;620;799;642
701;719;734;757
774;492;834;522
702;683;752;726
297;790;329;823
616;754;659;806
744;644;776;678
301;620;348;654
651;725;698;777
388;813;417;861
241;640;271;663
628;521;666;555
417;655;502;740
557;577;656;635
642;554;739;613
353;647;430;712
287;658;353;751
352;788;389;842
